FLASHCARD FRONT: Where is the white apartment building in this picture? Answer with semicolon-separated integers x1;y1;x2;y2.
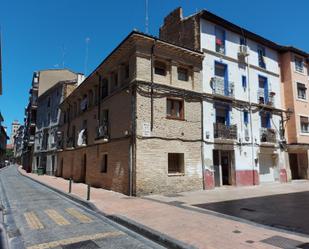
160;8;288;188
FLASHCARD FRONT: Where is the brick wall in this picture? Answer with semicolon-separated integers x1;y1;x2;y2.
159;7;200;51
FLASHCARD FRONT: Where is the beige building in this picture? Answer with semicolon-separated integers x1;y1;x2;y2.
280;48;309;180
57;31;204;196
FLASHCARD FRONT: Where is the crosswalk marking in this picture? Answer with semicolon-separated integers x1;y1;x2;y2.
24;212;44;230
44;209;70;226
26;231;124;249
66;208;93;223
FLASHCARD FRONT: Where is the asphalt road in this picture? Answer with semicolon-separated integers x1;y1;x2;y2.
0;166;165;249
194;190;309;235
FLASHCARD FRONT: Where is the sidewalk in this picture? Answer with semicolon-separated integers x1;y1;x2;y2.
18;166;309;249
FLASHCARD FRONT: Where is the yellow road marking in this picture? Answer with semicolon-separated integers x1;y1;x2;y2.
44;209;70;226
26;231;124;249
66;208;93;223
24;212;44;230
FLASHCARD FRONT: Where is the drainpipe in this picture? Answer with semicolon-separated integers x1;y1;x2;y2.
150;42;155;131
129;84;136;196
201;98;206;189
246;48;256;185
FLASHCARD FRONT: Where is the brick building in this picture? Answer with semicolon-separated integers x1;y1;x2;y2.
57;31;204;196
33;79;80;175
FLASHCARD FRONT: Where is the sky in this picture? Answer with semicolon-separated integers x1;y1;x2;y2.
0;0;308;136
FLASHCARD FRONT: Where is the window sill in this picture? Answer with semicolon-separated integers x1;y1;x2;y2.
166;116;185;121
296;98;308;103
168;173;185;177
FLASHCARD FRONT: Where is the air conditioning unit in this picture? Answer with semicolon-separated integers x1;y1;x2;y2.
239;45;249;56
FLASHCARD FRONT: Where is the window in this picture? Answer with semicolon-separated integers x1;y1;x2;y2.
112;72;118;88
297;82;307;100
257;46;266;69
240;37;247;46
166;98;184;120
242;75;247;89
261;112;271;128
125;65;129;79
215;27;225;54
244;111;249;126
301;116;309;133
154;61;166;76
101;78;108;99
80;95;88;111
47;97;51;108
100;154;108;173
295;56;304;73
168;153;184;174
177;67;189;81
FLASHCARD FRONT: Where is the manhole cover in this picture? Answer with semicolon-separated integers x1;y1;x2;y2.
62;240;99;249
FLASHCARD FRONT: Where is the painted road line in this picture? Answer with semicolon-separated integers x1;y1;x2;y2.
66;208;93;223
26;231;124;249
44;209;70;226
24;212;44;230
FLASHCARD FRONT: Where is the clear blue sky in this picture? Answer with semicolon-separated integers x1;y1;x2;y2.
0;0;308;135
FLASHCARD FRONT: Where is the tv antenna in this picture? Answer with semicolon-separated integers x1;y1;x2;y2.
84;37;90;76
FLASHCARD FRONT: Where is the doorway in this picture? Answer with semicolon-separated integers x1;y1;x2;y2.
80;154;87;183
213;150;233;186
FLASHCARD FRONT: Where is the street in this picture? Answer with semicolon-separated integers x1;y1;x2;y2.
0;166;164;249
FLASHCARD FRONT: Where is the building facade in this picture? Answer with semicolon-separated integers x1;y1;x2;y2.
280;48;309;180
9;120;20;146
22;69;83;173
160;8;287;188
33;79;79;175
13;125;24;163
56;31;204;196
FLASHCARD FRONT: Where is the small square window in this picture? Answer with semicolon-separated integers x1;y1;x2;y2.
167;98;184;120
154;61;166;76
177;67;189;81
295;56;304;73
101;154;108;173
168;153;184;174
300;116;309;133
297;82;307;100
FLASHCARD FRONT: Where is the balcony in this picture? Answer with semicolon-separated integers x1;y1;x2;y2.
257;89;275;106
66;137;75;148
260;128;276;143
214;123;237;140
211;77;234;98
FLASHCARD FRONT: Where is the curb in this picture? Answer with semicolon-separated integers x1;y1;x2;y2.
18;167;194;249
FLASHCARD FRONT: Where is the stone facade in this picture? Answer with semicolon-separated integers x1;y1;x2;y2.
56;31;204;196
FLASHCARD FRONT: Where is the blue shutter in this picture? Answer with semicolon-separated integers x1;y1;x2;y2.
242;75;247;88
244;111;248;125
225;107;230;126
264;77;269;103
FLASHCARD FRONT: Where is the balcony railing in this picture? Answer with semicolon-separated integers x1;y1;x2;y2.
214;123;237;140
211;77;234;98
260;128;276;143
257;89;275;106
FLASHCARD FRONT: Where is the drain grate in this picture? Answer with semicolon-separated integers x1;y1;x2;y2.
62;240;99;249
261;236;304;249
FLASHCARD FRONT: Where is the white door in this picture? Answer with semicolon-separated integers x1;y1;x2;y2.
259;154;275;182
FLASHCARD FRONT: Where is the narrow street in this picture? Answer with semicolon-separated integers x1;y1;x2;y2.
0;166;164;249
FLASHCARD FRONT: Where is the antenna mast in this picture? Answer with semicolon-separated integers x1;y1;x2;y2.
145;0;149;34
84;37;90;76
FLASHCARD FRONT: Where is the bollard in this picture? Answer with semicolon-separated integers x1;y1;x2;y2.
87;184;90;201
69;178;72;193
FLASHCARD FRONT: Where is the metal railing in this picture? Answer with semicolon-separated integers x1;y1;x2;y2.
211;77;234;97
214;123;237;140
260;128;276;143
